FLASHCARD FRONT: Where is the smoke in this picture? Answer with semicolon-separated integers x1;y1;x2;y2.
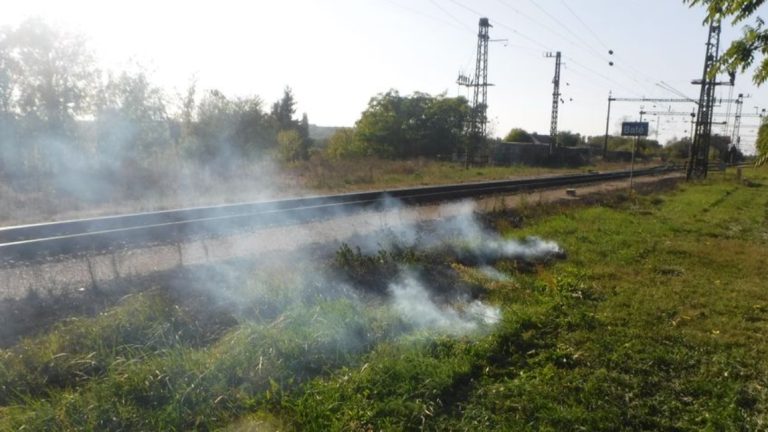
389;273;500;335
1;94;564;344
338;198;563;264
478;266;511;281
463;236;563;262
153;196;557;339
0;172;566;344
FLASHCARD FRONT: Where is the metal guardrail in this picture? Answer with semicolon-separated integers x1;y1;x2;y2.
0;166;677;263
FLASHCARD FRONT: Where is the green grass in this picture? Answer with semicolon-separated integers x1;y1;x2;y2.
290;157;648;192
1;167;767;431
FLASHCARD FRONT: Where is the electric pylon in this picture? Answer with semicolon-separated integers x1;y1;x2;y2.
730;93;744;150
687;21;725;179
546;51;562;154
457;17;492;167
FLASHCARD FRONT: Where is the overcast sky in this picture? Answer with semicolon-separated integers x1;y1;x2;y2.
2;0;766;153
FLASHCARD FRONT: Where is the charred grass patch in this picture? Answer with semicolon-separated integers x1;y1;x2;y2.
0;236;530;429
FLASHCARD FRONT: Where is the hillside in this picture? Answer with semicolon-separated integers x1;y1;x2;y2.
308;124;340;141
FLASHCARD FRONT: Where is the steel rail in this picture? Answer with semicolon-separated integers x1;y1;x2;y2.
0;166;676;263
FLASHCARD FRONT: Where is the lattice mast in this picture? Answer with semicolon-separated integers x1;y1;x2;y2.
730;93;744;151
687;21;722;179
471;18;492;137
457;18;492;167
546;51;562;153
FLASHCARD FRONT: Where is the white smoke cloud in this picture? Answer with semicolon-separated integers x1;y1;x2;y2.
478;266;511;281
388;273;501;335
347;199;562;264
474;236;563;261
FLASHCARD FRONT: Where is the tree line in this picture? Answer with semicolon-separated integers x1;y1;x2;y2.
0;19;313;195
0;19;477;199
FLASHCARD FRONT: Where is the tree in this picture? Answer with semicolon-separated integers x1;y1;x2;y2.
666;133;734;161
180;77;197;139
685;0;768;84
707;134;738;161
757;121;768;165
503;128;533;143
277;129;305;162
0;31;13;115
190;89;234;161
271;86;297;131
232;95;273;156
298;112;313;156
663;137;692;160
267;87;311;160
95;69;169;163
354;90;469;159
0;19;98;181
354;90;407;158
3;19;97;130
191;89;273;163
325;128;364;159
557;130;582;147
299;113;310;142
419;95;468;157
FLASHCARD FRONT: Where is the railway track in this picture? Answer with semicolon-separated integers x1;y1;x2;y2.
0;166;679;264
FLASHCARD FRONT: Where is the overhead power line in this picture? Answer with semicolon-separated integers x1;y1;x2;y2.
656;81;697;104
448;0;551;51
565;56;642;97
530;0;667;96
381;0;470;34
428;0;475;33
559;0;611;52
447;0;648;96
526;0;608;62
496;0;660;96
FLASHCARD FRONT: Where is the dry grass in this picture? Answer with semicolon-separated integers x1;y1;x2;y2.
0;156;653;226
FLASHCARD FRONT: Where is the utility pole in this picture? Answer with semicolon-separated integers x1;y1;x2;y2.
687;21;732;179
457;18;492;168
722;85;735;136
690;112;696;142
603;91;612;158
730;93;744;150
546;51;562;154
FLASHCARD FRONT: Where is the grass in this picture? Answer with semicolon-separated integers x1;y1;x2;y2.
287;157;642;192
1;166;766;430
1;157;646;226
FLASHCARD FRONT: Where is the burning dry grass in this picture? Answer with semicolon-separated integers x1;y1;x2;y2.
1;166;767;430
0;209;564;430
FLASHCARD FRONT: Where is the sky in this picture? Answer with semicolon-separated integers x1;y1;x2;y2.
2;0;766;154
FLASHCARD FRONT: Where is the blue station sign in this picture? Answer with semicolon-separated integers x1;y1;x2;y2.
621;122;649;137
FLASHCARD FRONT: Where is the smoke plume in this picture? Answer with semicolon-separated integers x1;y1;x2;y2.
388;273;501;335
